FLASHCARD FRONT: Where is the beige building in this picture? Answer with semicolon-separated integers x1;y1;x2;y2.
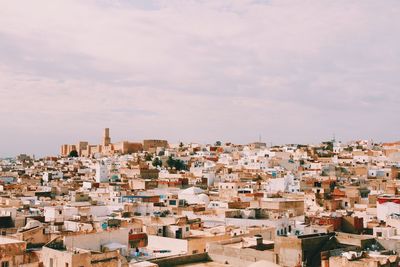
0;236;28;267
61;128;143;157
143;139;168;153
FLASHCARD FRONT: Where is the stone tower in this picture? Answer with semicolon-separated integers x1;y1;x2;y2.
103;128;111;147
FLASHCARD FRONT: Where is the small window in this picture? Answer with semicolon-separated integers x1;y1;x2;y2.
377;232;382;237
2;262;10;267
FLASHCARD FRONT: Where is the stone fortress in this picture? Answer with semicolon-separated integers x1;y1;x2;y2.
60;128;168;157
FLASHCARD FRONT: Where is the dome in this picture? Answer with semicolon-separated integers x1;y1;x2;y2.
197;193;210;205
23;220;43;230
180;186;203;195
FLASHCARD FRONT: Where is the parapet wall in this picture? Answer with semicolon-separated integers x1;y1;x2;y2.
150;252;210;267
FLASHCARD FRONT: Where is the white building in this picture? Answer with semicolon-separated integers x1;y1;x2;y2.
95;162;109;183
377;196;400;221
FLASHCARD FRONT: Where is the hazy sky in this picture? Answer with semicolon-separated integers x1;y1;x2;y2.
0;0;399;157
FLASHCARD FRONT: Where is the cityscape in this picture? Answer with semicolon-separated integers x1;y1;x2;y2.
1;1;400;267
1;128;400;266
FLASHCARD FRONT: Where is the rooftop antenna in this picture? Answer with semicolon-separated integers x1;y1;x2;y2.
259;134;261;143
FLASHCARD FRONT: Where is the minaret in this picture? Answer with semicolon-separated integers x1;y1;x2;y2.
103;128;111;147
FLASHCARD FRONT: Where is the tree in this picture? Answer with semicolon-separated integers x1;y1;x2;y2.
167;156;175;169
68;150;79;157
144;153;153;161
166;156;187;171
152;157;162;167
174;159;187;171
215;141;222;146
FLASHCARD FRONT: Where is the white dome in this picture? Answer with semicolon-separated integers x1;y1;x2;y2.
180;186;203;195
197;194;210;205
23;220;43;230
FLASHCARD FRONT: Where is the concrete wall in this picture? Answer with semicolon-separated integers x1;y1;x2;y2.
187;234;231;255
147;235;188;254
64;228;129;253
42;246;120;267
208;238;276;267
377;238;400;254
274;236;302;267
150;253;209;267
0;238;26;267
335;233;375;249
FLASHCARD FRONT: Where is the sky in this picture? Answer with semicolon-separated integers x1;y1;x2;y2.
0;0;399;157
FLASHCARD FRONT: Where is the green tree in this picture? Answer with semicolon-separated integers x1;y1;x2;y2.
167;156;175;169
166;156;187;171
152;157;162;167
68;150;79;157
215;141;222;146
174;159;187;171
144;153;153;161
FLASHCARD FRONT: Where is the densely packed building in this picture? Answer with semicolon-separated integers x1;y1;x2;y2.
1;130;400;266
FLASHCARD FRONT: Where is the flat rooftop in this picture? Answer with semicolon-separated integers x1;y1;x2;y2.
0;236;25;245
177;263;231;267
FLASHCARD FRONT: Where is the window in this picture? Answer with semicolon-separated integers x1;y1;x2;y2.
66;263;69;267
377;232;382;237
1;262;9;267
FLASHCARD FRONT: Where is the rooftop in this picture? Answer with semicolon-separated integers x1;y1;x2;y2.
0;236;25;245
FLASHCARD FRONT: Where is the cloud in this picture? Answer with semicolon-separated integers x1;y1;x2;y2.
0;0;399;156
